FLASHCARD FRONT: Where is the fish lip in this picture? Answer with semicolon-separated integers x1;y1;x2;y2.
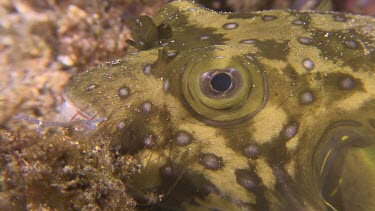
60;94;95;121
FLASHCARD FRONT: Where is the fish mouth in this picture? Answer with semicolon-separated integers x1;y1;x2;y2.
60;94;96;122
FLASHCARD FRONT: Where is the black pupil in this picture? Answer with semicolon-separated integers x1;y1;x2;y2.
210;73;232;92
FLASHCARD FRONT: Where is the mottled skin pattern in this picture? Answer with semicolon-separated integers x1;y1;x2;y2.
63;1;375;210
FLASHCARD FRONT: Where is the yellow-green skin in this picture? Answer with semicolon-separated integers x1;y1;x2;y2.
64;1;375;210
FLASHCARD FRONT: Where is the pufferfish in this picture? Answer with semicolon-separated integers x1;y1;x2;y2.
62;1;375;210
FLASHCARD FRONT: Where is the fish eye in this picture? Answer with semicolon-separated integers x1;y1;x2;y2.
180;46;268;126
210;72;232;92
199;68;241;98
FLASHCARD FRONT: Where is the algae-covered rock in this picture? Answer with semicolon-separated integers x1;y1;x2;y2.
0;127;138;210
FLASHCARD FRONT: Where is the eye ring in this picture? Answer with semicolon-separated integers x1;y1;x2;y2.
180;46;268;126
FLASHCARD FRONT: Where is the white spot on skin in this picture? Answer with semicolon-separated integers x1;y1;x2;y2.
163;78;170;92
263;15;276;21
87;84;96;91
143;64;152;75
117;121;125;129
298;37;313;45
340;77;355;89
174;131;191;146
167;14;178;20
200;153;222;170
200;35;210;40
302;59;315;70
245;54;255;61
223;22;238;30
161;42;169;46
344;40;357;49
236;173;258;190
144;135;156;148
181;64;187;74
282;122;298;140
118;86;130;98
160;165;174;176
240;39;257;44
300;91;314;105
167;51;177;57
142;102;152;113
292;19;304;25
243;144;260;158
334;15;347;22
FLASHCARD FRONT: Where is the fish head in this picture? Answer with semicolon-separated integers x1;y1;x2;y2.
63;1;375;210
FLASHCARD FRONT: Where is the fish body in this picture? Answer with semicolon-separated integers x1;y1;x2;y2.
63;1;375;210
